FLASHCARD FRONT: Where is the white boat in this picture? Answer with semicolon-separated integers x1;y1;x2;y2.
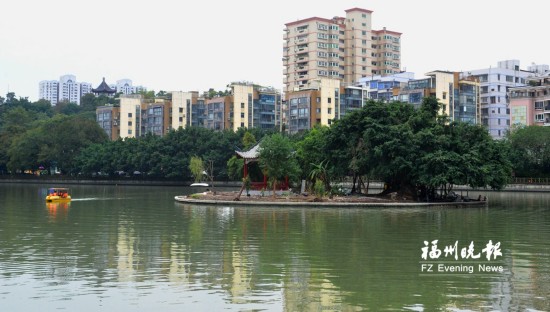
190;182;209;187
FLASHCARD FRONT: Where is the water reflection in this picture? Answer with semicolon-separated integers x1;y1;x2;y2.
0;184;549;311
46;201;71;222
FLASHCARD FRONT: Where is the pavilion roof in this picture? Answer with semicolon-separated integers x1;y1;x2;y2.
235;143;260;160
92;77;116;93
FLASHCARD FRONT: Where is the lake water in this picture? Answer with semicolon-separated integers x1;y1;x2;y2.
0;183;549;311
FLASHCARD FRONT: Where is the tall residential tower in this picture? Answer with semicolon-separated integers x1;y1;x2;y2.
283;8;401;95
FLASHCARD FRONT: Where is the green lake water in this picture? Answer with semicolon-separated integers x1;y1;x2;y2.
0;183;549;311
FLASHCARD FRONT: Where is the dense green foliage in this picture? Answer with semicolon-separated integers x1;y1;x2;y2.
507;125;550;177
8;115;108;174
258;133;301;196
323;97;513;199
0;93;108;174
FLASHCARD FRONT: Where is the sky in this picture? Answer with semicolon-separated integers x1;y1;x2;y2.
1;0;548;102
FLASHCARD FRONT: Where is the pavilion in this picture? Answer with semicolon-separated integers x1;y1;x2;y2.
235;143;288;190
92;78;117;97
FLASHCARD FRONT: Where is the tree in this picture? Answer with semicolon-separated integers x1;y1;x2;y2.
309;160;331;195
7;115;108;174
296;125;329;183
189;156;204;182
323;96;512;200
0;107;36;172
156;90;169;98
507;125;550;177
242;131;257;150
258;133;300;198
139;90;155;99
54;101;80;115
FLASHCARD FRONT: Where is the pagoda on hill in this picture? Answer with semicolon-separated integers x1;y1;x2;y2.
92;77;117;96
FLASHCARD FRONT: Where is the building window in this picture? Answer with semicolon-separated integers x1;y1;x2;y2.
241;102;245;108
179;107;183;113
241;112;245;118
328;97;332;103
128;113;132;117
328;108;332;114
128;121;132;126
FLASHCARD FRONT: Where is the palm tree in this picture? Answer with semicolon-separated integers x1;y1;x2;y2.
309;160;332;195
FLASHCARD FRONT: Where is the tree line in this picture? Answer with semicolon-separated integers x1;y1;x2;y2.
1;93;549;199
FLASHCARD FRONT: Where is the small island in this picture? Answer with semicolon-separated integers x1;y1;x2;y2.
174;190;487;208
177;97;503;208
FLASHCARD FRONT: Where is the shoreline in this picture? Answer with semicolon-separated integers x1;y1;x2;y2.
174;193;488;208
1;177;550;192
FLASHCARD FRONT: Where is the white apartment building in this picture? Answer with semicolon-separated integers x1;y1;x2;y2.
38;80;59;105
38;74;91;105
283;8;401;96
116;79;146;95
463;60;533;139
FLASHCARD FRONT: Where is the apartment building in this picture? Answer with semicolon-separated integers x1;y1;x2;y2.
462;60;532;139
171;91;198;129
38;80;59;105
116;94;171;139
99;84;281;140
96;105;121;141
116;79;146;95
283;8;401;96
205;83;282;132
509;74;550;127
191;96;207;127
356;72;415;101
398;71;480;124
39;74;91;105
285;78;368;134
205;96;231;131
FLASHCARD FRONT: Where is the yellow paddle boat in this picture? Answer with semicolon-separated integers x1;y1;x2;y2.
45;188;71;202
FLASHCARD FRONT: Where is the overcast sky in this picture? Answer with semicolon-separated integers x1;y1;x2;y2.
1;0;548;101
